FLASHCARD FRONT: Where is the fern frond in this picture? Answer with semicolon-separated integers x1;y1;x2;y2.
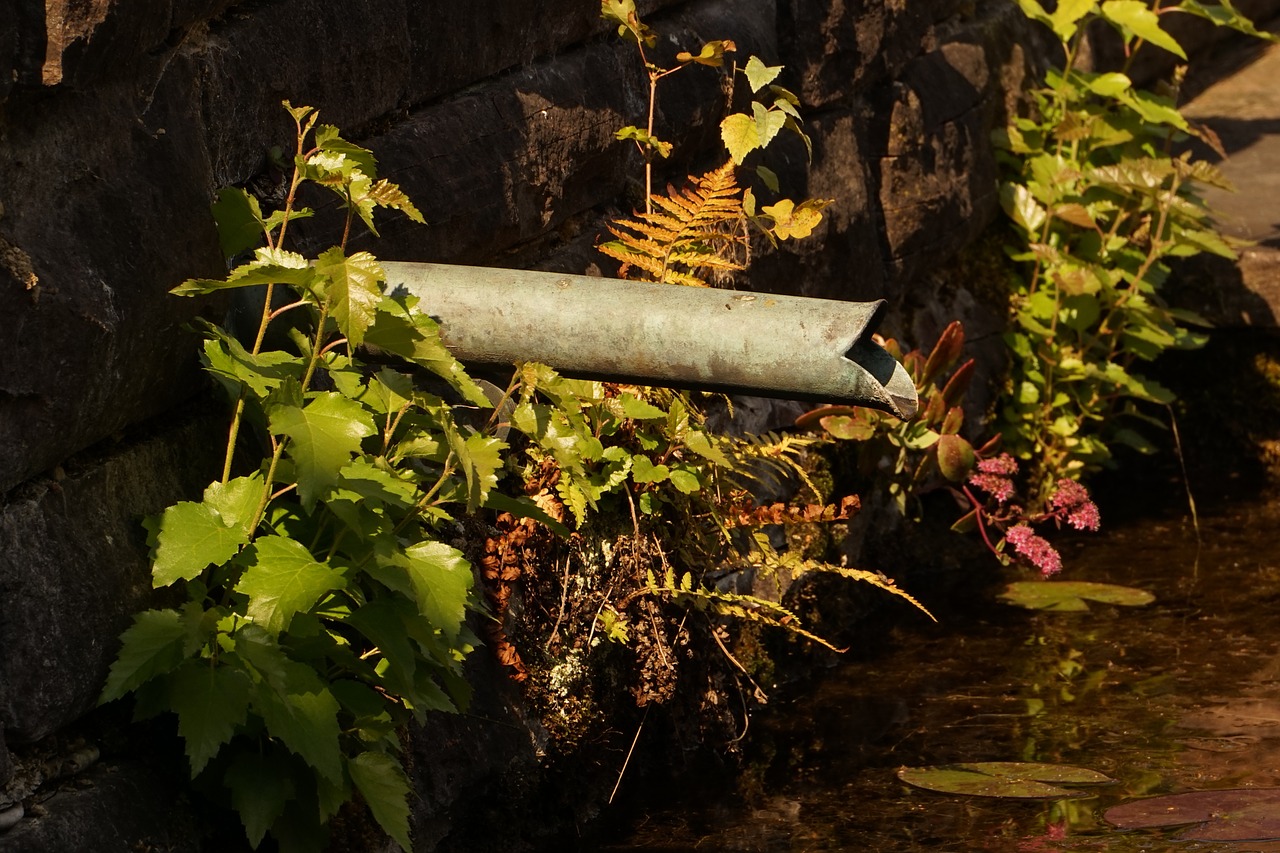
725;494;860;528
647;570;842;651
719;431;824;499
601;161;749;287
747;545;936;625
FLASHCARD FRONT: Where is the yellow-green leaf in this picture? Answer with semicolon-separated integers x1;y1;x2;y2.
348;753;413;851
270;392;377;509
1100;0;1187;57
238;535;346;635
169;660;251;776
314;247;384;348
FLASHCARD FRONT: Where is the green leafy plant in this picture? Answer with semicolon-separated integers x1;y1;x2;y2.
995;0;1276;506
600;0;830;247
99;103;524;851
797;321;988;518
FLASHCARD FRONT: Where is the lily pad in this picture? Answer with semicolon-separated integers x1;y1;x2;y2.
999;581;1155;612
897;762;1115;799
1105;788;1280;841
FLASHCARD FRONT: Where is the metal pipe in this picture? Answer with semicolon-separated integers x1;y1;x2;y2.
382;262;918;419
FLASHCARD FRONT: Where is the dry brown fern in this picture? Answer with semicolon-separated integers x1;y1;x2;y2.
599;161;749;287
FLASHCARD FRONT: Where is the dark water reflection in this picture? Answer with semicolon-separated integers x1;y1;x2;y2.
604;497;1280;852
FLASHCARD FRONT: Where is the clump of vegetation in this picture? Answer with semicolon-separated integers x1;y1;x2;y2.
993;0;1276;507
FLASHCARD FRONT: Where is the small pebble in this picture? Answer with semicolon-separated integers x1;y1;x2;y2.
0;803;24;832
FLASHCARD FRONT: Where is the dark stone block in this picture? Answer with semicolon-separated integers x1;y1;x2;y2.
0;761;201;853
875;7;1029;288
0;414;222;743
308;0;776;266
0;63;225;494
779;0;964;110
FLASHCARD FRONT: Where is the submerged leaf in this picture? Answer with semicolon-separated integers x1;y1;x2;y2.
1106;788;1280;841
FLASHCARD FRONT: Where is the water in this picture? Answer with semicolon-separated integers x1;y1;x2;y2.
602;495;1280;851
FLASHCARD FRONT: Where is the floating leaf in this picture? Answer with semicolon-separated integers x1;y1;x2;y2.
1000;580;1155;611
898;762;1115;799
1106;788;1280;841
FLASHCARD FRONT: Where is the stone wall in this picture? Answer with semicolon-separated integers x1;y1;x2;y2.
1;0;1265;848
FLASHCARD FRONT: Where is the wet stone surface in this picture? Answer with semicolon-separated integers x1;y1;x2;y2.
592;494;1280;852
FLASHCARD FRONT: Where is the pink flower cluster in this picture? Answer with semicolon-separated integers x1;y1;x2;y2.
1005;523;1063;577
968;453;1018;503
1050;478;1101;532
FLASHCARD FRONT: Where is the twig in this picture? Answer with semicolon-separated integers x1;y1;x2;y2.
708;623;768;705
1167;404;1202;576
546;555;574;650
609;707;649;804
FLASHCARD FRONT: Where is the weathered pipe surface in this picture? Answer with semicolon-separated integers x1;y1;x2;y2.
382;262;918;419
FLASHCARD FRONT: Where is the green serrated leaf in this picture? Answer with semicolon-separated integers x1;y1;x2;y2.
202;474;266;542
631;455;670;483
1172;0;1280;41
149;498;251;587
364;297;491;408
1049;0;1097;40
683;429;731;466
397;540;473;642
349;752;413;850
336;458;419;509
743;55;782;92
315;247;384;348
346;599;421;697
172;247;318;297
448;430;505;513
314;124;378;178
169;659;251;776
225;749;294;847
100;609;188;702
1100;0;1186;56
201;332;305;400
211;187;266;260
239;535;346;635
251;676;344;783
271;392;377;509
616;393;666;420
668;467;701;493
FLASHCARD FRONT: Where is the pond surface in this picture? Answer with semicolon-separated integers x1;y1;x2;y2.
600;494;1280;851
